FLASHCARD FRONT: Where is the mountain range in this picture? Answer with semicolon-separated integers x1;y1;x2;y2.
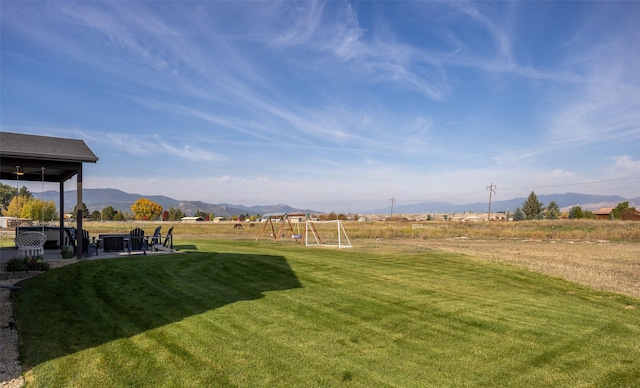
372;193;638;215
33;188;638;216
34;188;318;217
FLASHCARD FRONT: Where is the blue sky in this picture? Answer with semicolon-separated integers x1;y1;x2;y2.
2;1;639;213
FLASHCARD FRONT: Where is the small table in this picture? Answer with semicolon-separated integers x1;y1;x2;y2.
99;234;129;252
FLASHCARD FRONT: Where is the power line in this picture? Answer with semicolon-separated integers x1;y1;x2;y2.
405;176;639;204
505;176;640;191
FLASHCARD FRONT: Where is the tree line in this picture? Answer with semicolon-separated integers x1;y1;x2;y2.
0;185;218;222
0;183;57;221
68;199;215;222
512;191;639;221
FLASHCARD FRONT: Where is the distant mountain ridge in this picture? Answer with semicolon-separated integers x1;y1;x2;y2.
34;188;318;217
368;193;635;214
33;188;637;216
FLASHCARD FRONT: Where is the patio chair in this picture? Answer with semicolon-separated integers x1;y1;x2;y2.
63;227;78;255
148;226;162;246
82;229;92;255
16;231;47;258
154;226;174;252
65;228;93;256
129;228;146;252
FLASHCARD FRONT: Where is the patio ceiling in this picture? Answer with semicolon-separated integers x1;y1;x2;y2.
0;132;98;183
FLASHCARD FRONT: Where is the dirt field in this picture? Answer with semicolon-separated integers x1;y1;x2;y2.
359;237;640;300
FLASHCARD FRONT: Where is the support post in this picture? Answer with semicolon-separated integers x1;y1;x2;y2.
76;166;83;259
59;181;65;248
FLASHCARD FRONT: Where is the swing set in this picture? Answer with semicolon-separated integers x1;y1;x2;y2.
254;214;313;243
255;214;352;248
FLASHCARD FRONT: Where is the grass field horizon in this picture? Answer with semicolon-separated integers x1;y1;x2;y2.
12;224;640;386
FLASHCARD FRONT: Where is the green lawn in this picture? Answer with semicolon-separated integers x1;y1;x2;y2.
15;240;640;387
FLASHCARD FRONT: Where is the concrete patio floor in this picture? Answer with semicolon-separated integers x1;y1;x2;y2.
0;246;178;277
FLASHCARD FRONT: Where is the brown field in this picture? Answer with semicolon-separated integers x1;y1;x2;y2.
5;219;640;299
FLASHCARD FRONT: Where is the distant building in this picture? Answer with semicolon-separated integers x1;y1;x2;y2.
181;216;204;222
594;208;613;220
0;217;32;229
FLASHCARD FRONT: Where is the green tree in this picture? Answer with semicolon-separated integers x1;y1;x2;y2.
167;207;186;221
72;203;90;219
18;186;32;198
0;183;19;211
546;201;560;220
512;207;525;221
522;191;544;220
131;198;163;221
610;202;629;220
102;206;117;221
113;211;126;221
607;201;640;220
568;206;583;219
91;210;101;221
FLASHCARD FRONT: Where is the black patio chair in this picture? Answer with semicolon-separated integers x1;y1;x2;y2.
154;226;174;252
129;227;146;252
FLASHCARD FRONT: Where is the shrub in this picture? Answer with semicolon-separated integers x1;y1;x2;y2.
5;256;50;272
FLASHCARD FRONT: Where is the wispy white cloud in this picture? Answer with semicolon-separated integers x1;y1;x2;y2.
545;35;640;147
613;156;640;170
265;1;326;47
453;2;516;66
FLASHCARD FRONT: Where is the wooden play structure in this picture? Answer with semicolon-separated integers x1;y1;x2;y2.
255;214;312;244
255;214;352;248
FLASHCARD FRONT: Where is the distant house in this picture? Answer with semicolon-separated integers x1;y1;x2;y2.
594;208;613;220
181;216;204;222
0;217;32;228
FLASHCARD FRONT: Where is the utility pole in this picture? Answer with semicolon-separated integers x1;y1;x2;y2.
389;197;396;217
486;183;496;221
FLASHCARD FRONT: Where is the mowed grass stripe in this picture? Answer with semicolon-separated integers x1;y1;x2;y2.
219;242;640;386
16;240;640;387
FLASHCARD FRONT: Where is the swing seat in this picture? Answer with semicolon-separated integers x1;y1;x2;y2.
292;234;302;239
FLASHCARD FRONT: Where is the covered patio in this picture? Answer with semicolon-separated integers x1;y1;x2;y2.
0;132;98;259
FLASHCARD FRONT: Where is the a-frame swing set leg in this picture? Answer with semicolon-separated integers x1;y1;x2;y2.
274;215;298;243
255;217;278;242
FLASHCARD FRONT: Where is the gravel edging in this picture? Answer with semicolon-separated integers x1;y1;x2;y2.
0;278;23;388
0;261;78;388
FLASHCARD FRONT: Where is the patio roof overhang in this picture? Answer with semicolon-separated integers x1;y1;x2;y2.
0;132;99;259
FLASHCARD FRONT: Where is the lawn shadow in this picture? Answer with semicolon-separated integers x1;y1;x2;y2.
14;251;302;369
